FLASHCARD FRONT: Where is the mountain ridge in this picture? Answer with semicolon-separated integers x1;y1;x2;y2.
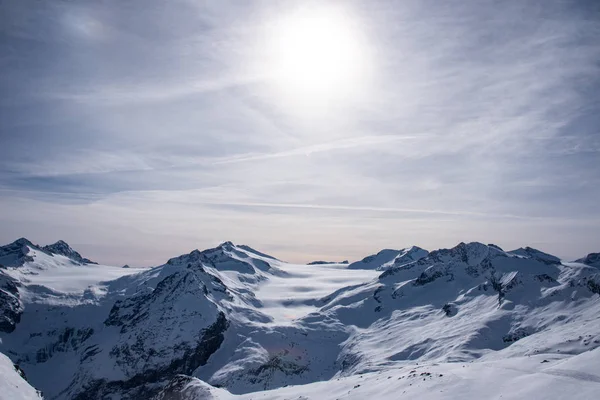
0;237;97;267
0;238;599;399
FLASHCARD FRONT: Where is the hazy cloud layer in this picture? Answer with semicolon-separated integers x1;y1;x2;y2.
1;0;599;265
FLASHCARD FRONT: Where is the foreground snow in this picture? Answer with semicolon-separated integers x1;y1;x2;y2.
0;352;41;400
161;351;600;400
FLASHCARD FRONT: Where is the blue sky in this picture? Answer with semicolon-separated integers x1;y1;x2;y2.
1;0;599;266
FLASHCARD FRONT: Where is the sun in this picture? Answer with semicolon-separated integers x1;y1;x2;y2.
264;4;369;109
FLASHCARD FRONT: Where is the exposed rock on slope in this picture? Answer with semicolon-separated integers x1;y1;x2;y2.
0;238;36;268
0;272;23;333
576;252;600;268
307;260;349;265
51;255;238;399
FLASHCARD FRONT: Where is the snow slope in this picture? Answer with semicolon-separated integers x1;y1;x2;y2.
0;238;141;296
158;350;600;400
191;242;600;396
0;238;599;400
252;262;378;324
0;351;42;400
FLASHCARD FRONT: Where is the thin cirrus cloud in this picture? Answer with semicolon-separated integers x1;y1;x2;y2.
0;0;599;265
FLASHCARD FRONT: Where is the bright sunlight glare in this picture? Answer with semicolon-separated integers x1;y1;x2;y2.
264;4;370;110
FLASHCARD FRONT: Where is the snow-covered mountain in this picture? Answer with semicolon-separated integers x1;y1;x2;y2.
0;238;599;400
347;245;429;270
0;238;96;268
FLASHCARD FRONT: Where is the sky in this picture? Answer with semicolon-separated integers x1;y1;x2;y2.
1;0;599;266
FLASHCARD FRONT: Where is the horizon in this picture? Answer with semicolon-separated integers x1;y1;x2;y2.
1;235;594;268
1;0;599;266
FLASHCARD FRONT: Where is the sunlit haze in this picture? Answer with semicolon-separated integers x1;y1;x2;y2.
262;3;371;110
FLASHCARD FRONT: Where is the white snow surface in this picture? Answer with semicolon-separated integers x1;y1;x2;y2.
251;262;379;324
0;239;599;400
3;246;143;299
173;350;600;400
0;351;41;400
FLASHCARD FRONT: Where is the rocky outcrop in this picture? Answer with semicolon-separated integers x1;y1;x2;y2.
34;327;94;363
577;253;600;268
0;238;35;268
308;260;349;265
0;272;23;333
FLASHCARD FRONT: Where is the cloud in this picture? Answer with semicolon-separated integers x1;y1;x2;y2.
42;74;262;106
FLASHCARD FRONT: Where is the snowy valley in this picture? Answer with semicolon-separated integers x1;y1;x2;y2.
1;238;599;400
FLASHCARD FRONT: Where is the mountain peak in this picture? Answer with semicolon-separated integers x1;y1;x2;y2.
576;253;600;268
509;246;560;265
391;246;429;267
45;240;72;252
0;238;36;267
13;237;34;246
166;249;208;267
42;240;96;265
204;241;238;254
404;245;428;254
425;241;490;266
348;246;429;270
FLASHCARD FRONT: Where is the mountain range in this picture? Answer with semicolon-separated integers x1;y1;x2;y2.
1;238;599;399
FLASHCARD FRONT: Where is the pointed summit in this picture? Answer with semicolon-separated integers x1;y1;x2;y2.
43;240;96;265
391;246;429;268
0;238;36;267
13;237;34;247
